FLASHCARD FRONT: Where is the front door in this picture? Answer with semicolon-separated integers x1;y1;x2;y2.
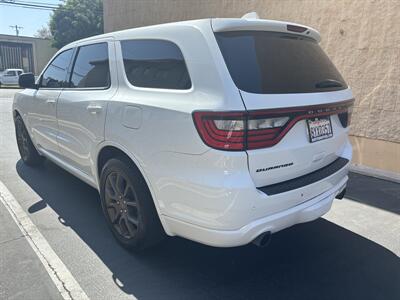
28;49;74;156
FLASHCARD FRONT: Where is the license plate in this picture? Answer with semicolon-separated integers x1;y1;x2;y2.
307;116;333;143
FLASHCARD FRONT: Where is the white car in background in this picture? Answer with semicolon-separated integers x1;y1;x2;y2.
13;15;354;251
0;68;24;87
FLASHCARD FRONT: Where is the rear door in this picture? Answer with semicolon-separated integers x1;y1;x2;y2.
215;30;353;187
56;41;116;177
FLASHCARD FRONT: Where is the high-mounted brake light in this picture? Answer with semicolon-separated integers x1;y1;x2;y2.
193;100;354;151
287;24;307;33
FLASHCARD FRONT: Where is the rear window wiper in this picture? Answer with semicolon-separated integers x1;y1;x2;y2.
315;79;343;89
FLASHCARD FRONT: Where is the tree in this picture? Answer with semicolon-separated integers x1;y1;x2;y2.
49;0;103;49
34;26;52;39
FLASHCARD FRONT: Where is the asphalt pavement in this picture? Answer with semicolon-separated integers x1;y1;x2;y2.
0;88;399;300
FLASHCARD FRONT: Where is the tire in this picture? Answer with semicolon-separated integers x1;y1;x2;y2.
100;156;165;251
15;115;44;166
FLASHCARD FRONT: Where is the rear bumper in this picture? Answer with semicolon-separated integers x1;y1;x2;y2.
152;138;351;243
163;175;347;247
258;157;349;195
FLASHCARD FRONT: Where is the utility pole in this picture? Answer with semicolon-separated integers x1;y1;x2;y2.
10;25;23;36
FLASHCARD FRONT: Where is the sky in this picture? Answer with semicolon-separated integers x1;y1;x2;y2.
0;0;62;37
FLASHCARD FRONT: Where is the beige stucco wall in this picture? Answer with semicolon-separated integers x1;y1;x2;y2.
104;0;400;174
32;38;57;75
350;136;400;174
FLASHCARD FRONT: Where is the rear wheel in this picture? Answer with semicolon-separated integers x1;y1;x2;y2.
15;115;44;166
100;157;165;251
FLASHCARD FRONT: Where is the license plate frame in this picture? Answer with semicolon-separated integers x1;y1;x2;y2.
307;116;333;143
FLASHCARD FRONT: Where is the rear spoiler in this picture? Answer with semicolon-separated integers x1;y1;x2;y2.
211;17;321;42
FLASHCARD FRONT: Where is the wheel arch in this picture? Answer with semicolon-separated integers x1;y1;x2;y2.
13;108;21;120
95;143;172;235
13;109;36;142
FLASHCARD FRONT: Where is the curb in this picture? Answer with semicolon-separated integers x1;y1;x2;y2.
350;164;400;184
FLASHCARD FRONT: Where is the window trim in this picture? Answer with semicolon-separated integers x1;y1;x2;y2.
119;38;193;92
65;41;111;91
39;48;75;90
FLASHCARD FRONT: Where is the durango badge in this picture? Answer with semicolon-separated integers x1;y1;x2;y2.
256;162;294;173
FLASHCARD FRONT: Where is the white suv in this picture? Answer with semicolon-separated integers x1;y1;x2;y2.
13;17;353;250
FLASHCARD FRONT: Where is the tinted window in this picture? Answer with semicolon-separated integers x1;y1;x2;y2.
215;31;347;94
70;43;110;88
6;70;16;76
17;71;23;75
41;49;73;88
121;40;191;89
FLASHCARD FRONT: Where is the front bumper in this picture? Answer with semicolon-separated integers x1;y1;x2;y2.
163;175;347;247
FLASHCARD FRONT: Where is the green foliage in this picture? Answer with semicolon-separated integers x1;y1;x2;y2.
34;26;52;39
49;0;103;49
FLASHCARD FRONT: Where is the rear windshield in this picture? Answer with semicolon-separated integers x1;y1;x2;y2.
215;31;347;94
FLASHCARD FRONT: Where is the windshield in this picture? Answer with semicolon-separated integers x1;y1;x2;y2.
215;31;347;94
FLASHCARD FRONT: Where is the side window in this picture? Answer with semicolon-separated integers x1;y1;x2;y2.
121;40;191;90
41;49;73;88
6;71;16;76
17;71;23;75
70;43;110;88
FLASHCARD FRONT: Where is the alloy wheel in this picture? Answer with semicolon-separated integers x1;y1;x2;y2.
104;171;139;239
16;120;30;161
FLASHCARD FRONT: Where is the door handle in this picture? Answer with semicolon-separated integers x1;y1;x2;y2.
86;104;103;114
46;99;56;104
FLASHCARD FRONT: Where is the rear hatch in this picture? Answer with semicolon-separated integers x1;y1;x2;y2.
213;20;353;188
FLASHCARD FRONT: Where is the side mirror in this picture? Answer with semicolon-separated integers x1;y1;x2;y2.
19;73;37;89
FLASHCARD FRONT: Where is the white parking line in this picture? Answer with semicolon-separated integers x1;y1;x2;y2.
0;180;89;300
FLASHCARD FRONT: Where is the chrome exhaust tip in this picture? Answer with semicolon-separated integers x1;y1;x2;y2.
252;231;272;248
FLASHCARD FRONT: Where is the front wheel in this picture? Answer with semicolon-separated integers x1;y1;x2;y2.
100;157;165;251
15;115;44;166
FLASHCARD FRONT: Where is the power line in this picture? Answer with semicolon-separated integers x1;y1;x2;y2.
11;0;60;8
1;0;61;10
18;0;61;6
0;0;103;13
0;1;57;11
1;0;59;5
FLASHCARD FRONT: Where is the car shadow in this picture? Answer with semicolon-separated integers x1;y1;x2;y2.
16;160;400;300
346;172;400;215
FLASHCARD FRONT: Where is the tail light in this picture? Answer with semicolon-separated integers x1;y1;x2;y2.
193;99;354;151
338;106;353;127
193;112;291;151
192;112;246;150
246;115;290;149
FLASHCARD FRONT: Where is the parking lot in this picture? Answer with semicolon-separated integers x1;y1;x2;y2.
1;88;399;300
